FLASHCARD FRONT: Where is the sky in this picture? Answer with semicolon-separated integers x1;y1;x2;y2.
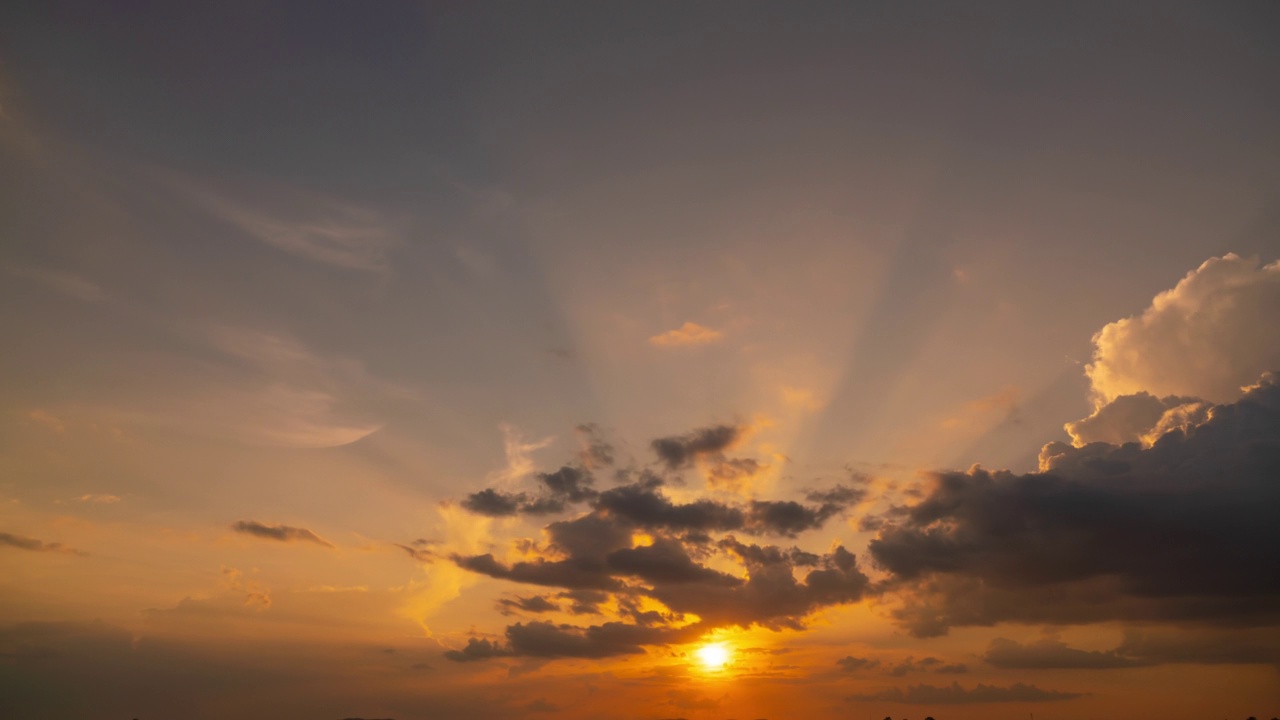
1;2;1278;719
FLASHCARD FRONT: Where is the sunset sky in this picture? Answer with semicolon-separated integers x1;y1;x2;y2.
1;3;1278;719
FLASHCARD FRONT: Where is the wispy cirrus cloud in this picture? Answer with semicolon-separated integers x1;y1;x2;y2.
7;266;108;303
171;176;401;273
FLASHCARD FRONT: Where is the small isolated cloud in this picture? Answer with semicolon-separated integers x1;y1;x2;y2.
497;595;562;616
649;321;723;347
0;532;86;556
847;682;1084;704
395;538;439;562
76;494;122;504
1086;253;1280;404
231;521;334;548
651;423;743;469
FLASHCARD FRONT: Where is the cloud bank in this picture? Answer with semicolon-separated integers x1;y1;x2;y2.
1086;254;1280;404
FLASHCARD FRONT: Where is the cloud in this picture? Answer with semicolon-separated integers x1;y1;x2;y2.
836;655;880;671
107;325;390;449
460;489;528;517
984;637;1145;669
452;554;624;591
1086;253;1280;404
649;321;724;347
8;266;108;303
75;494;122;504
445;421;874;663
489;620;705;661
443;637;513;662
462;466;602;516
442;621;702;663
395;539;438;562
184;182;400;272
574;424;615;468
558;589;610;615
448;532;869;660
651;423;743;469
523;698;559;713
231;521;334;548
590;481;856;538
0;532;86;555
847;682;1084;704
1114;626;1280;665
867;374;1280;636
1063;391;1208;447
606;538;742;586
706;457;767;491
497;595;562;616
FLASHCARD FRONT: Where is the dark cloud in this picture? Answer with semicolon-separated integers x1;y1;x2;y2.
461;467;598;517
985;637;1144;669
546;514;633;561
747;499;845;537
0;531;85;555
716;537;820;568
449;534;869;661
395;539;437;562
594;481;855;537
606;539;742;586
651;424;741;469
523;698;559;713
575;424;615;468
847;682;1085;704
460;489;527;517
444;620;705;662
882;656;962;676
867;376;1280;636
649;543;869;631
836;655;880;671
557;589;609;615
1113;627;1280;666
594;483;745;532
707;457;766;490
444;425;872;663
442;637;512;662
805;484;867;506
230;521;333;548
536;466;597;504
452;554;622;591
497;595;561;616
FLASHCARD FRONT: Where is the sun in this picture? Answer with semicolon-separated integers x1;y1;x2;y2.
694;642;732;671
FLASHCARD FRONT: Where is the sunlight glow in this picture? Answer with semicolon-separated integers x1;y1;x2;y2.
695;642;732;671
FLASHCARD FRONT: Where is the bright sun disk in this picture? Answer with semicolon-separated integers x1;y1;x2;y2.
695;642;731;671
